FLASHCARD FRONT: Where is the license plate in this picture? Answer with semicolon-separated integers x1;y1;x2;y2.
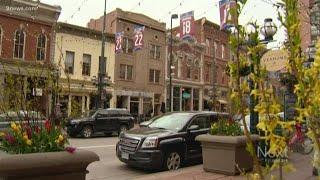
121;152;129;160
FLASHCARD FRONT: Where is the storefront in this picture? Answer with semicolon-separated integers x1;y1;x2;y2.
115;90;162;121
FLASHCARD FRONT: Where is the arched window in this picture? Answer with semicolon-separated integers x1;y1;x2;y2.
13;30;25;59
37;34;46;60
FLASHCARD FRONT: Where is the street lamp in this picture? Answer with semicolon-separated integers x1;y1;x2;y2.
248;18;277;134
260;18;277;42
169;14;178;112
98;0;107;109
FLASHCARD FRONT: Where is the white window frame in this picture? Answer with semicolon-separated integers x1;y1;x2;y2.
120;64;133;80
36;33;47;61
149;69;160;83
13;29;26;60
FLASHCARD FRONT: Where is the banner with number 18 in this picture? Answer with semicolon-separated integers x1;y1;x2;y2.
180;11;194;40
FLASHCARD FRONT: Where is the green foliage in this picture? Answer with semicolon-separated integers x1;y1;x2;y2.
0;120;68;154
210;119;243;136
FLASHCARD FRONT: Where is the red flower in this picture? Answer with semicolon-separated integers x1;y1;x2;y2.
65;147;76;154
44;119;51;132
34;125;40;133
4;134;16;145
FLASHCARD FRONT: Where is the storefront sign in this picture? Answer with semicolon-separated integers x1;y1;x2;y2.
261;50;288;72
182;92;191;99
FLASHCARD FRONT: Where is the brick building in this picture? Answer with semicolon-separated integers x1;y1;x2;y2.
54;23;115;117
167;17;230;112
88;8;166;118
0;0;61;116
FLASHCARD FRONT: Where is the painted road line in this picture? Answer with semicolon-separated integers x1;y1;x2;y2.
77;145;115;149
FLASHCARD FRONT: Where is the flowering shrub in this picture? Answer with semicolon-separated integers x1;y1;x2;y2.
0;120;72;154
210;119;243;136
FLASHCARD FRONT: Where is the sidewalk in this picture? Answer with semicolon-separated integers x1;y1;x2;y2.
134;153;317;180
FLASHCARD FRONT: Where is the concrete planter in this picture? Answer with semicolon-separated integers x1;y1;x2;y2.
196;134;259;175
0;150;99;180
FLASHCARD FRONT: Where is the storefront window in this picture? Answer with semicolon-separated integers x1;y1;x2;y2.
173;86;180;111
193;89;199;111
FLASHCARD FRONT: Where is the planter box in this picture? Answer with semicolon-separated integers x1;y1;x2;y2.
196;134;259;175
0;150;99;180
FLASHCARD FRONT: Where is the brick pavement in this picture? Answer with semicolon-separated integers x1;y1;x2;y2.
134;153;317;180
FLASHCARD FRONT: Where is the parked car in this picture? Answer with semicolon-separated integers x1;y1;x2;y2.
116;111;229;170
139;114;164;127
66;108;135;138
0;111;46;132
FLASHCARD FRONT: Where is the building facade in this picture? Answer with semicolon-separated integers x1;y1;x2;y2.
54;23;115;117
88;8;166;118
166;36;206;112
0;0;61;116
167;18;230;112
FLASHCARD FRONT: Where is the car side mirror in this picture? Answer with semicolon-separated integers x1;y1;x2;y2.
188;125;200;132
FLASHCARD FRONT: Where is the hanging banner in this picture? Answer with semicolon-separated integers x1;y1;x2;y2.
180;11;195;40
219;0;237;30
115;32;123;53
133;26;145;51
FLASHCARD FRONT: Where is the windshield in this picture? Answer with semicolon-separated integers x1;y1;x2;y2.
148;113;192;131
83;110;97;117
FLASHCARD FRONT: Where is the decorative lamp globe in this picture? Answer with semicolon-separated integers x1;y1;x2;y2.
260;18;277;41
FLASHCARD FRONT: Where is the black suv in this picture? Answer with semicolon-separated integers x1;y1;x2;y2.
67;108;135;138
116;112;229;170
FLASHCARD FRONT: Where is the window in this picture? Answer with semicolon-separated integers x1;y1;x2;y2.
14;30;25;59
214;41;218;57
190;116;209;129
82;54;91;76
122;37;133;54
36;34;46;60
149;69;160;83
205;38;211;55
205;64;211;82
65;51;75;74
119;64;133;80
222;44;225;59
186;66;191;79
150;44;161;59
193;89;199;111
0;26;2;56
173;86;181;111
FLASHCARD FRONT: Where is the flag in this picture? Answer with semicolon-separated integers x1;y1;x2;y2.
115;32;123;53
180;11;195;40
219;0;237;30
133;26;145;51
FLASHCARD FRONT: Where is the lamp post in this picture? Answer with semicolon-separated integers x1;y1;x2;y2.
169;14;178;112
97;0;107;109
248;18;277;134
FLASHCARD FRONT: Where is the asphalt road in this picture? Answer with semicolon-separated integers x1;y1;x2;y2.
69;135;153;180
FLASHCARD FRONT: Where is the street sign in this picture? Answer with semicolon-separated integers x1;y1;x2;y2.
182;92;191;99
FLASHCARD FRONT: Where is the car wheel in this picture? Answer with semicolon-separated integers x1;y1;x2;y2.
164;151;181;170
119;125;128;134
82;126;93;138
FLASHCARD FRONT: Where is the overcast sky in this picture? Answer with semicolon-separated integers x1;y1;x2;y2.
41;0;284;47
